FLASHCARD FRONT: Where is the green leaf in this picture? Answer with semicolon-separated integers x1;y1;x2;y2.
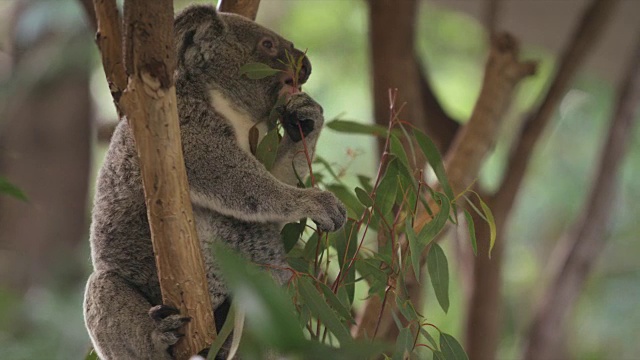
405;217;422;282
297;277;352;345
303;233;322;261
356;258;387;298
439;332;469;360
433;351;447;360
375;158;399;221
84;348;98;360
326;119;390;137
256;127;280;170
317;281;355;324
392;327;413;360
358;175;374;193
463;210;478;256
419;327;438;348
355;186;374;207
212;243;306;350
390;134;410;169
0;177;27;201
427;243;449;313
478;197;497;258
239;62;282;79
281;221;305;253
417;192;451;246
207;303;236;360
313;156;342;183
395;296;420;323
413;130;454;204
334;220;358;303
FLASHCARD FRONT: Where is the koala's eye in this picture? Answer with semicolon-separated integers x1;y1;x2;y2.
261;39;274;49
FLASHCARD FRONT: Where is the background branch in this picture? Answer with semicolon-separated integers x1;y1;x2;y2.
464;1;619;359
523;32;640;360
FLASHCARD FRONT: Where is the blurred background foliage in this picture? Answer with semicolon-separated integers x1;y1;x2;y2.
0;0;638;359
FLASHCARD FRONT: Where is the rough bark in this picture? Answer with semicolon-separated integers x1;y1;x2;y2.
88;0;217;357
121;1;216;358
465;2;619;359
218;0;261;21
523;33;640;360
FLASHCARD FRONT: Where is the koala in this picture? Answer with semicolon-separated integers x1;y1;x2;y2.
83;5;346;360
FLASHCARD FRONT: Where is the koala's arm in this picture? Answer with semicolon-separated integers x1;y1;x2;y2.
270;93;322;186
183;99;345;231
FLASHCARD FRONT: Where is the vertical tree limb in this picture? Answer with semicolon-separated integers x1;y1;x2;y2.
218;0;261;20
120;1;216;358
523;33;640;360
464;2;619;359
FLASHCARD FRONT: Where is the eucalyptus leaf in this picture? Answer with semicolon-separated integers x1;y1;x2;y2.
355;186;374;207
0;177;27;201
256;127;280;170
297;277;352;345
326;119;390;137
463;210;478;256
427;243;449;313
392;327;413;360
439;332;469;360
239;62;282;79
478;197;497;258
413;130;454;204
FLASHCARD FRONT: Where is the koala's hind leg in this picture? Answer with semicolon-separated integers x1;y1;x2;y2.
84;271;186;360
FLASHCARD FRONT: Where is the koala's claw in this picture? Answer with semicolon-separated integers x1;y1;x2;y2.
310;190;347;233
149;305;191;346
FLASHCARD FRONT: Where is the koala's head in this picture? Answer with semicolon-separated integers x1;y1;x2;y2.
174;5;311;118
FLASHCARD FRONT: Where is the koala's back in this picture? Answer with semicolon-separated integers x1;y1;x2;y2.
89;121;162;304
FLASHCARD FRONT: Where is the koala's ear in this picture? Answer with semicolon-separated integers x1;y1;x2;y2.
174;5;226;40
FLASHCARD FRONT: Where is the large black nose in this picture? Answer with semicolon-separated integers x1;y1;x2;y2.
298;56;311;85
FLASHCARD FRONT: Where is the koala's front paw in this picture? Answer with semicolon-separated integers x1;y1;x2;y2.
280;93;323;142
308;189;347;232
149;305;191;348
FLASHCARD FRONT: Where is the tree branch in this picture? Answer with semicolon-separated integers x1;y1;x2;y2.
496;0;618;211
218;0;261;20
465;1;619;359
91;0;128;115
523;32;640;360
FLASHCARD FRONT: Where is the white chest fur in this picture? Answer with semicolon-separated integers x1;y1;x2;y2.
209;90;267;153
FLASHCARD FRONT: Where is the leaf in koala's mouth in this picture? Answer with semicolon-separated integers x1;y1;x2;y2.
239;62;281;79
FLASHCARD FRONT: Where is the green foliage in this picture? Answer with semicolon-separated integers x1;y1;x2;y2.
231;95;500;359
0;176;27;201
238;62;282;80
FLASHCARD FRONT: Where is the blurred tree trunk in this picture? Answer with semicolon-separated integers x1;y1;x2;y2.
465;1;618;359
0;2;92;292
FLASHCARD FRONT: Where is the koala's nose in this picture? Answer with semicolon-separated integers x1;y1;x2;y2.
298;56;312;85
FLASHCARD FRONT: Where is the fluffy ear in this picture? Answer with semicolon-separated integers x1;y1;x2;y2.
174;5;226;41
174;5;226;66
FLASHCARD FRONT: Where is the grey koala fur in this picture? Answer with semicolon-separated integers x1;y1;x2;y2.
84;5;346;359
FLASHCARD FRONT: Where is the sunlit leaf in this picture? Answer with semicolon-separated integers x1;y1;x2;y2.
478;197;497;258
355;186;374;207
463;210;477;256
239;62;282;79
427;243;449;313
0;177;27;201
439;332;469;360
297;277;352;344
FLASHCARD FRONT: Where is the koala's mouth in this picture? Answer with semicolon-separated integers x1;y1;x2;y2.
279;75;302;97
